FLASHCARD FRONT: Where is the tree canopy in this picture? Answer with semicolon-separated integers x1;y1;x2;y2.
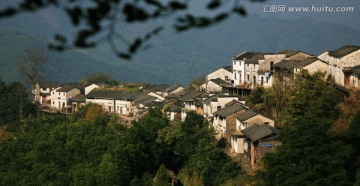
256;71;354;185
0;106;241;185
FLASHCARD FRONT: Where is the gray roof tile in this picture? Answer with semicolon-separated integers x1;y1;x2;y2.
236;110;259;121
233;51;258;60
213;102;247;118
242;124;279;142
328;45;360;58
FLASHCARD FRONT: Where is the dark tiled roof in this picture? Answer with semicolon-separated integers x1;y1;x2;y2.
272;60;300;69
242;124;279;142
180;90;204;101
166;84;182;93
233;51;257;60
133;92;160;106
245;53;264;64
141;84;169;92
273;57;327;70
222;66;233;73
168;104;182;112
213;102;247;118
298;57;328;67
277;50;300;57
86;90;137;100
226;130;243;136
209;78;231;86
71;94;86;102
328;45;360;58
192;76;206;86
236;110;259;121
38;81;59;88
57;84;84;92
350;65;360;74
203;94;218;105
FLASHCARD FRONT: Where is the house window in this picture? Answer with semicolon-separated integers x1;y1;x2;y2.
247;74;250;81
266;77;269;83
244;141;248;152
225;76;229;80
264;122;269;125
58;92;60;95
234;73;237;80
217;106;221;111
233;61;236;65
254;64;256;68
270;62;274;71
244;122;248;128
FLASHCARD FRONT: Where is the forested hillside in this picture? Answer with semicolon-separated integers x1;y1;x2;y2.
0;104;241;185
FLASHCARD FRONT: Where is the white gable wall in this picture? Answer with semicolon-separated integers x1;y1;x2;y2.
207;68;232;82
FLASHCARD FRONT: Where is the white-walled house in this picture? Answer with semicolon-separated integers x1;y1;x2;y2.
349;65;360;88
258;53;288;88
212;101;247;138
86;90;137;115
200;78;232;93
293;57;329;75
232;52;257;86
33;81;59;105
228;110;274;154
164;84;184;97
243;53;263;87
203;94;240;118
318;45;360;87
71;94;86;113
206;66;233;82
276;50;312;60
85;83;108;95
50;84;83;113
179;90;205;114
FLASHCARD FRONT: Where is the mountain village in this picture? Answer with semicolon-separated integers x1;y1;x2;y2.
32;45;360;171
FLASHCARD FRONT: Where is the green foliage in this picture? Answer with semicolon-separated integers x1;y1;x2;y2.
344;111;360;183
246;86;265;106
0;107;239;185
154;164;171;186
184;140;241;186
0;78;37;127
281;71;342;126
80;73;118;86
84;103;108;122
257;71;351;185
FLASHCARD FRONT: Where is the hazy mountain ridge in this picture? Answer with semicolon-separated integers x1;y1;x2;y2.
1;14;360;85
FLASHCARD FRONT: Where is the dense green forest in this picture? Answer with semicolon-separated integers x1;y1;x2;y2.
0;81;241;185
1;71;360;185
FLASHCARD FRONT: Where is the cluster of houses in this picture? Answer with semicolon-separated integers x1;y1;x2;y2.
32;45;360;170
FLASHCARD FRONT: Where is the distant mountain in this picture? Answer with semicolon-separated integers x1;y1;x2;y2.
87;14;360;85
1;14;360;86
0;28;116;84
